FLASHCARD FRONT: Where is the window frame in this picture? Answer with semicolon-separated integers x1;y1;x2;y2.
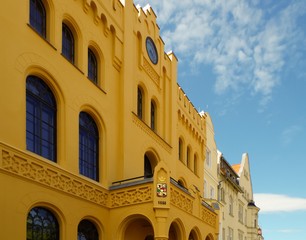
78;219;99;240
137;87;144;119
27;207;59;240
150;100;156;131
88;48;98;84
30;0;47;38
186;146;191;169
26;75;57;162
193;153;198;175
205;148;211;168
79;111;99;181
229;195;234;216
144;154;153;178
238;203;244;223
178;138;184;162
62;22;75;63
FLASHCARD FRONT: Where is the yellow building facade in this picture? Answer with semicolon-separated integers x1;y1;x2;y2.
0;0;218;239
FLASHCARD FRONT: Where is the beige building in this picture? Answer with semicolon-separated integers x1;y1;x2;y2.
202;113;219;205
203;111;263;240
0;0;219;239
217;152;263;240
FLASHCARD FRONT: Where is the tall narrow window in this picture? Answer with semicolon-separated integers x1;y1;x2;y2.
88;48;98;84
178;138;183;162
30;0;46;38
79;112;99;181
27;207;59;240
238;203;244;223
26;76;56;162
210;186;215;199
78;220;98;240
205;148;211;168
194;154;198;174
150;100;156;131
229;195;233;215
62;23;74;63
144;154;153;178
137;87;143;119
228;228;233;240
204;180;208;198
186;146;191;168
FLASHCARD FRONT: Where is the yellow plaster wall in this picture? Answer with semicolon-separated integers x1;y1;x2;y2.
0;0;218;239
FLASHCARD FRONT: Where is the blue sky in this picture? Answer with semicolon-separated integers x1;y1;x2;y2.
135;0;306;239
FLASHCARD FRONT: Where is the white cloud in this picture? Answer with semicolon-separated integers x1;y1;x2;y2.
135;0;306;107
254;193;306;213
277;229;302;233
281;125;303;146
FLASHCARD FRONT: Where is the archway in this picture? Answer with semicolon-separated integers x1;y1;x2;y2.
168;221;184;240
205;233;214;240
123;217;154;240
188;228;201;240
144;151;158;178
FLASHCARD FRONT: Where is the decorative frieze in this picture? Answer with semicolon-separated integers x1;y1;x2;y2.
0;145;108;207
201;206;217;227
170;187;193;214
110;185;152;208
0;143;217;226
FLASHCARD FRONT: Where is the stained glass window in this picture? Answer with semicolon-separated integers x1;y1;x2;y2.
78;220;99;240
27;207;59;240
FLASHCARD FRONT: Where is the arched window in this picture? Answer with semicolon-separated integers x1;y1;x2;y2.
78;219;99;240
194;154;198;175
30;0;46;38
186;146;191;168
178;179;187;190
62;23;74;63
27;207;59;240
26;75;56;162
144;154;153;178
137;87;143;119
88;48;98;84
79;112;99;181
150;100;156;131
178;138;183;162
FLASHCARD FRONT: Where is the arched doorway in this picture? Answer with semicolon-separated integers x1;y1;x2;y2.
124;217;154;240
205;233;214;240
188;228;201;240
169;221;184;240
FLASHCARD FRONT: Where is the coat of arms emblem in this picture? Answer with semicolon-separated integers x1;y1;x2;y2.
157;183;167;197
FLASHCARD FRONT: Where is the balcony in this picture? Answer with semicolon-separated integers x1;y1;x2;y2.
0;141;218;228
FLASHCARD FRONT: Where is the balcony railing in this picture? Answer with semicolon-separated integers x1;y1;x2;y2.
0;141;217;228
